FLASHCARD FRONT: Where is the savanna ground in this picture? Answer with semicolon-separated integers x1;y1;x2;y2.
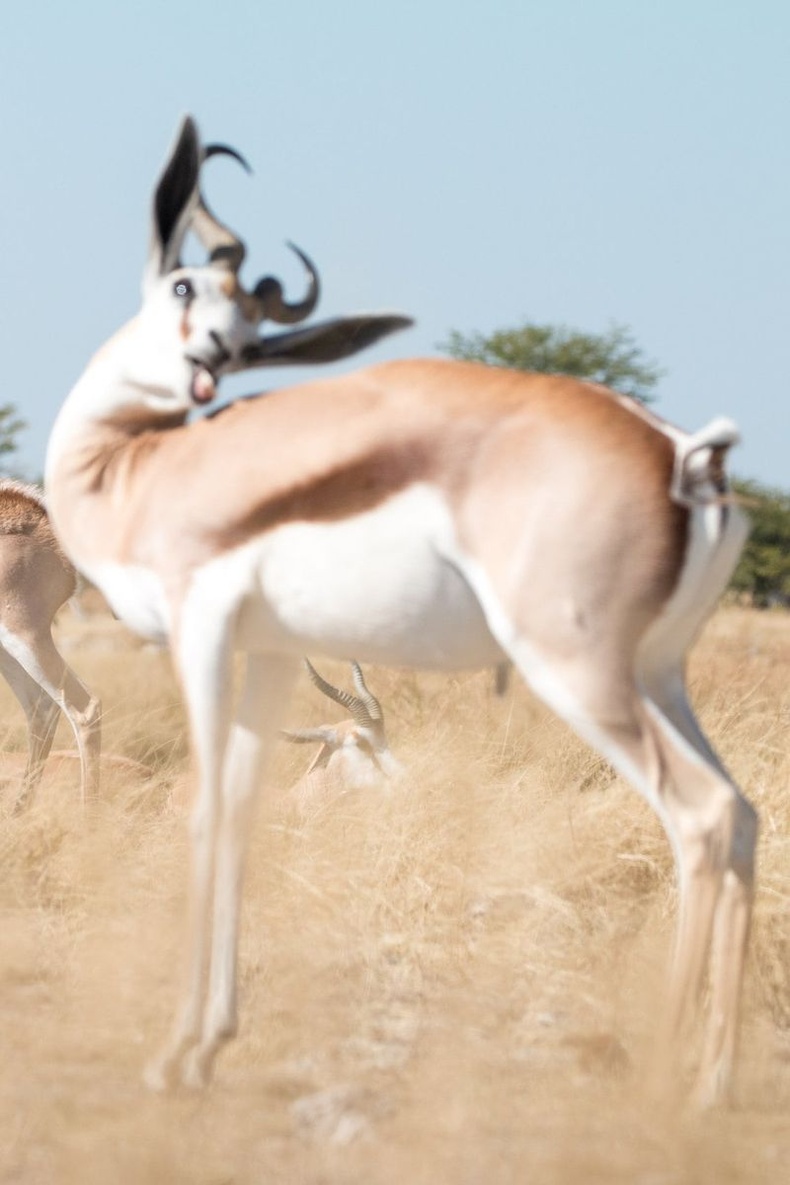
1;605;789;1184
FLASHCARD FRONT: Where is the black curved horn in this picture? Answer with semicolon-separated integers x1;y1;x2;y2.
253;242;320;324
350;662;384;723
203;143;252;174
303;659;375;728
191;142;251;271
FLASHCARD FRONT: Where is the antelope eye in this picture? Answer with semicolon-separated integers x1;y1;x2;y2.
173;278;194;299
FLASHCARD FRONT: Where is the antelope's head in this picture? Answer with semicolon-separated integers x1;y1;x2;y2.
282;660;400;790
130;115;411;415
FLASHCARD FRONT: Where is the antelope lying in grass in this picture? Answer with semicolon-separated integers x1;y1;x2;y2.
45;115;756;1106
0;479;100;811
282;659;399;804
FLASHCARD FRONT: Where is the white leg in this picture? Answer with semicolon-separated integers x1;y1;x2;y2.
145;611;236;1091
639;662;729;777
639;692;756;1105
0;645;60;811
503;634;754;1106
182;653;300;1087
695;860;754;1107
0;632;100;811
54;658;101;807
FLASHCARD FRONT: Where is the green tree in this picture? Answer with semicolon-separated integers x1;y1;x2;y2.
730;480;790;605
0;404;26;473
440;321;663;403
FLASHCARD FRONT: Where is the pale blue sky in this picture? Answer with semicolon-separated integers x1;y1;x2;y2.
1;1;787;487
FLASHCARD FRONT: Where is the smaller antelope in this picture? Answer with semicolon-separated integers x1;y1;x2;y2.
282;659;399;802
0;479;100;811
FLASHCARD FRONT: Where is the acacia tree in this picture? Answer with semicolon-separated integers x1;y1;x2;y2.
440;321;663;404
730;480;790;605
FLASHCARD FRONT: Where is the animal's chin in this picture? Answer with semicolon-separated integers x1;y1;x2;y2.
189;365;217;406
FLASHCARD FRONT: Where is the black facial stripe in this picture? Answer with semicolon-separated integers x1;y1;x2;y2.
209;331;232;368
185;354;215;378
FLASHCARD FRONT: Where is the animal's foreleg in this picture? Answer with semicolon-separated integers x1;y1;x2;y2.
55;662;101;806
183;653;300;1087
144;614;234;1092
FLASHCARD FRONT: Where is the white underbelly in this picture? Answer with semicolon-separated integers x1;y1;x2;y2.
83;486;506;672
231;486;504;669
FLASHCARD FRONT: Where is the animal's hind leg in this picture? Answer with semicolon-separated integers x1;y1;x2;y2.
17;692;60;812
0;628;100;808
26;629;101;805
0;645;60;811
638;671;756;1105
640;662;728;776
697;853;754;1106
60;661;101;805
505;637;749;1102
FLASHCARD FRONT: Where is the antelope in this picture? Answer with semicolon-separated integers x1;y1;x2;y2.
44;115;756;1106
0;479;100;811
281;659;399;803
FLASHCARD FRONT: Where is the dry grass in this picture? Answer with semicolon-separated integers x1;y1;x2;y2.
1;605;789;1183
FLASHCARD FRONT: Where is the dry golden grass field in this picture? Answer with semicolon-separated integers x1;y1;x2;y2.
1;604;789;1184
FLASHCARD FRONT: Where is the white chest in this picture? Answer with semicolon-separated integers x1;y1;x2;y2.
83;561;171;644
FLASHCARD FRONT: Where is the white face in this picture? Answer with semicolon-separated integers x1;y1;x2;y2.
327;729;397;790
131;265;261;413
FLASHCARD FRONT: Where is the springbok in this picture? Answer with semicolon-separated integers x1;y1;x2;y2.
281;659;399;802
0;479;100;811
45;116;756;1106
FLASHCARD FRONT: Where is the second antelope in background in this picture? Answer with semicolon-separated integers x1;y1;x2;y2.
281;659;399;804
0;479;100;810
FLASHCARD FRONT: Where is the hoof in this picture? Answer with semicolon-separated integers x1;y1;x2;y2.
692;1069;732;1111
181;1047;214;1090
143;1056;179;1094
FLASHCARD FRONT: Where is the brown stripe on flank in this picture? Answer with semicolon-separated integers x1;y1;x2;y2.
206;437;437;551
49;358;692;598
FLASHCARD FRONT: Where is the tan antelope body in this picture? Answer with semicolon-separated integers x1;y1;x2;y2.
45;117;756;1105
0;480;100;810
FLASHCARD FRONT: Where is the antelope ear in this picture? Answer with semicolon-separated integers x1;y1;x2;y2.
237;314;413;369
143;116;201;295
280;727;340;746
